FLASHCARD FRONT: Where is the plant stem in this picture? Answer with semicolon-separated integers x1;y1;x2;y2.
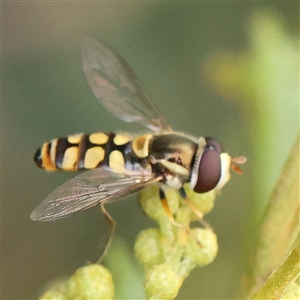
237;134;299;298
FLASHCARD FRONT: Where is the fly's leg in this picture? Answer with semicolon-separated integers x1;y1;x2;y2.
97;203;116;263
179;187;211;228
159;188;185;228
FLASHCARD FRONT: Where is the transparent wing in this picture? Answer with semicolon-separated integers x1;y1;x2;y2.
81;37;171;132
31;169;158;221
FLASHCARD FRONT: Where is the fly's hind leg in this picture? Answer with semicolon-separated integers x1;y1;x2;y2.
179;187;211;228
97;203;116;263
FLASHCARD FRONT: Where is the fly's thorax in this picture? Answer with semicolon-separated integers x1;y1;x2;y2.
149;133;198;168
190;137;231;193
134;133;197;187
34;132;133;172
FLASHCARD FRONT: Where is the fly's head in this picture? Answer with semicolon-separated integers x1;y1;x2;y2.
190;137;246;193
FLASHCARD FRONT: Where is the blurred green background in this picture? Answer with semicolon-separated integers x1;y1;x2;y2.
2;2;298;299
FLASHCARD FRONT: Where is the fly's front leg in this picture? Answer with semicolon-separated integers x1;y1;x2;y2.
179;187;211;228
159;188;186;228
151;157;189;228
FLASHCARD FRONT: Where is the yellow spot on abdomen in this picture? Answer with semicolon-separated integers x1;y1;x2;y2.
109;150;125;173
84;147;105;169
68;133;83;144
89;133;108;145
62;147;78;170
113;134;131;146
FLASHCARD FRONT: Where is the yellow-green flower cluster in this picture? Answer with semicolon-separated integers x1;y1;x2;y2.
39;264;114;300
38;185;218;300
135;184;218;299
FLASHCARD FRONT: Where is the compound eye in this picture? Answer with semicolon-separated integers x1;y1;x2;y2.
205;137;223;153
193;139;222;193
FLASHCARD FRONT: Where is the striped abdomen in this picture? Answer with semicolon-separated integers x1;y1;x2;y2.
34;132;132;171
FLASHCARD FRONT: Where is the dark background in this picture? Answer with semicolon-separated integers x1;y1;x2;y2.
2;2;298;299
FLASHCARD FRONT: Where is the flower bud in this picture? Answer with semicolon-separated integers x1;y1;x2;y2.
135;228;162;268
67;264;114;299
145;264;182;300
185;228;218;266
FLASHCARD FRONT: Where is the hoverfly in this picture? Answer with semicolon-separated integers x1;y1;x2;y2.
31;37;246;254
